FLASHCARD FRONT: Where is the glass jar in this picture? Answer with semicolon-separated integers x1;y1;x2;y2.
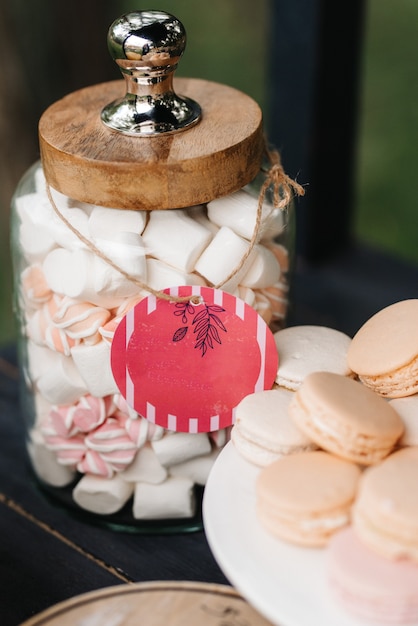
10;10;298;532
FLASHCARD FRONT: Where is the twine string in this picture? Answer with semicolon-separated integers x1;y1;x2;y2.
45;150;304;305
263;145;305;209
215;145;305;289
46;184;196;304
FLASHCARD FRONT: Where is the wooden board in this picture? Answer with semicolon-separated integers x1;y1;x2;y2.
39;78;264;210
19;581;275;625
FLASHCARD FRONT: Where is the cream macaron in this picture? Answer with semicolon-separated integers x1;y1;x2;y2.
347;299;418;397
256;450;361;547
389;395;418;447
231;388;317;467
352;446;418;563
274;325;353;390
289;371;404;465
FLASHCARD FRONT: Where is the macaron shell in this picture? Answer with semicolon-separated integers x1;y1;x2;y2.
256;450;361;546
347;299;418;376
230;427;285;467
257;450;361;513
234;388;314;447
328;526;418;624
289;372;404;464
231;388;317;466
358;357;418;398
274;325;353;390
389;395;418;446
352;446;418;561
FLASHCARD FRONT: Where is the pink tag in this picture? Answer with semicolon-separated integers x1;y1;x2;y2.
111;286;278;433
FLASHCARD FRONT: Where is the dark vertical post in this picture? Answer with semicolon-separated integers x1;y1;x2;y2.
267;0;366;262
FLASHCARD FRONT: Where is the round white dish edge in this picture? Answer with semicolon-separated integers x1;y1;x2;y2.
202;441;371;626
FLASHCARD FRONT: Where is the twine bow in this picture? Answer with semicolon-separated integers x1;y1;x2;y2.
262;145;305;210
216;144;305;288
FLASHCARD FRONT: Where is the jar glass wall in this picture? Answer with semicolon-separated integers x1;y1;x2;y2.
10;159;295;532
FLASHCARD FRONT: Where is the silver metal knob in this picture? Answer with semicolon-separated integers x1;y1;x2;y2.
101;10;201;136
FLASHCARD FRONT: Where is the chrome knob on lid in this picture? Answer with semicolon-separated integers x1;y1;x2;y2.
101;10;202;136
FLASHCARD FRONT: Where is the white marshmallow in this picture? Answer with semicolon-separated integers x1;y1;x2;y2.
240;244;281;289
73;473;134;514
36;353;87;405
146;258;205;291
194;226;255;291
34;164;47;193
236;286;256;307
133;476;195;519
67;199;94;215
19;221;56;263
48;206;90;250
26;309;45;347
28;429;76;487
186;205;220;235
120;444;168;484
33;392;53;427
94;232;146;288
258;206;285;240
43;248;90;297
151;432;211;467
26;340;57;382
168;448;221;485
43;248;132;308
142;209;213;272
15;190;69;226
46;185;72;211
88;206;147;239
91;258;141;306
71;341;119;397
90;232;147;308
207;189;284;241
17;188;91;252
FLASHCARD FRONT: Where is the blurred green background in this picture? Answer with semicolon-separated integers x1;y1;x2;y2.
0;0;417;346
355;0;418;262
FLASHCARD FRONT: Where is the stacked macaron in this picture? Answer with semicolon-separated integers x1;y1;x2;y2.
347;299;418;398
252;371;404;550
328;447;418;624
274;324;354;390
17;163;290;520
230;302;418;624
329;299;418;622
231;387;318;467
232;324;354;468
231;324;368;547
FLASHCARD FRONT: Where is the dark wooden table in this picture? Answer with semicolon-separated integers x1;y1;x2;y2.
1;243;417;626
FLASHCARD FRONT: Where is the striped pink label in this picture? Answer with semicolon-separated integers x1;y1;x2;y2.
111;286;278;433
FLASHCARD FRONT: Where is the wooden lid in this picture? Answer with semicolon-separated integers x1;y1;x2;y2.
20;581;275;625
38;78;264;210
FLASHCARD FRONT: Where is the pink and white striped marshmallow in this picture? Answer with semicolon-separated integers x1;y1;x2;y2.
83;414;138;473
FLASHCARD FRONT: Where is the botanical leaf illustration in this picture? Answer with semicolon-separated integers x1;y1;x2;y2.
173;301;195;324
173;326;188;342
192;304;227;356
172;300;227;356
210;314;227;332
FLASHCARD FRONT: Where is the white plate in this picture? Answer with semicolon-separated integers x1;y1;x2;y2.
203;442;369;626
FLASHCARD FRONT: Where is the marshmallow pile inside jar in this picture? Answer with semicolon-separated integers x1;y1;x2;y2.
10;159;293;526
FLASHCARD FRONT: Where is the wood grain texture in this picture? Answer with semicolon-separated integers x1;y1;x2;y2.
20;581;274;626
39;78;264;210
